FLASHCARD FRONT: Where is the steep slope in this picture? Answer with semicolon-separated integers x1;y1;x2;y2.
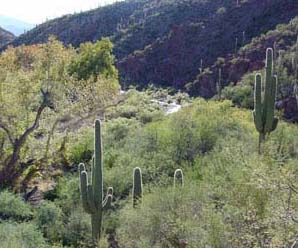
204;17;298;122
189;17;298;97
117;0;298;93
0;27;15;47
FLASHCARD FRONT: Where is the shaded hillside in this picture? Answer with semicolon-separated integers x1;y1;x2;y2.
0;27;15;47
117;0;298;93
188;17;298;98
202;17;298;122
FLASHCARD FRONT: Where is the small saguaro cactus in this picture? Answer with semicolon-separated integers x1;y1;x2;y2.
133;167;143;208
217;68;222;100
253;48;278;152
174;169;184;187
235;37;238;53
79;120;113;247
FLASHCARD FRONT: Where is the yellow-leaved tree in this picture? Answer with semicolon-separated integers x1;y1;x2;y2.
0;37;120;189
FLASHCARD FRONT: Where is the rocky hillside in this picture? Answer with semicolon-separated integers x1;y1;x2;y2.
0;27;15;47
117;0;298;92
187;17;298;98
3;0;298;96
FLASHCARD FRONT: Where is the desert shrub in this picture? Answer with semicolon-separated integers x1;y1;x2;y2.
54;176;80;215
68;128;93;165
117;185;230;248
105;117;140;144
222;84;253;108
0;191;33;221
137;109;163;124
0;222;48;248
35;201;64;243
62;208;93;248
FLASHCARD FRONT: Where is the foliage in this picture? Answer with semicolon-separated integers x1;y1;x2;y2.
0;37;120;189
35;201;64;243
0;190;33;221
0;90;298;247
68;38;118;81
0;222;48;248
62;208;93;248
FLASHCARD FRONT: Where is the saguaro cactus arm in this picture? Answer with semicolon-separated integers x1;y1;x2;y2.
174;169;184;187
79;167;92;214
253;74;263;133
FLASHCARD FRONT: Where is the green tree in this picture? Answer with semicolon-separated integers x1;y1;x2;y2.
0;37;120;190
69;38;118;81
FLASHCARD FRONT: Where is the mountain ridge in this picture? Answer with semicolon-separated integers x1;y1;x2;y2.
0;15;35;36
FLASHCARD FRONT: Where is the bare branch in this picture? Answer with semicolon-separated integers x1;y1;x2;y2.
0;121;14;144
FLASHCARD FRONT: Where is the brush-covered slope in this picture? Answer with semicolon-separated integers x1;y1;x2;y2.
0;27;15;47
208;17;298;122
187;17;298;98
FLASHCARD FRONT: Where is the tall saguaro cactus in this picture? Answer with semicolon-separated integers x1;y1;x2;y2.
79;120;113;246
253;48;278;152
133;167;143;208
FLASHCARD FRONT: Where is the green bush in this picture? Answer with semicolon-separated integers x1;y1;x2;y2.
222;84;253;108
54;176;80;215
68;128;93;165
62;208;93;248
35;201;64;243
0;222;48;248
0;191;33;221
117;185;229;248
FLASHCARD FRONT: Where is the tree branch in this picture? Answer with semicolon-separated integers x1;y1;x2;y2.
0;121;14;145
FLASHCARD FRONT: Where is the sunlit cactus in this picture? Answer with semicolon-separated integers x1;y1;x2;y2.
79;120;113;246
133;167;143;208
253;48;278;152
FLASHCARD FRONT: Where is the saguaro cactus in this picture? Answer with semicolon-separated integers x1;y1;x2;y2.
174;169;184;187
217;68;222;100
253;48;278;152
79;120;113;246
133;167;143;208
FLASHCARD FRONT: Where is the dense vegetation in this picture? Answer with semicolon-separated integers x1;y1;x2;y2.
0;37;119;189
1;87;298;246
